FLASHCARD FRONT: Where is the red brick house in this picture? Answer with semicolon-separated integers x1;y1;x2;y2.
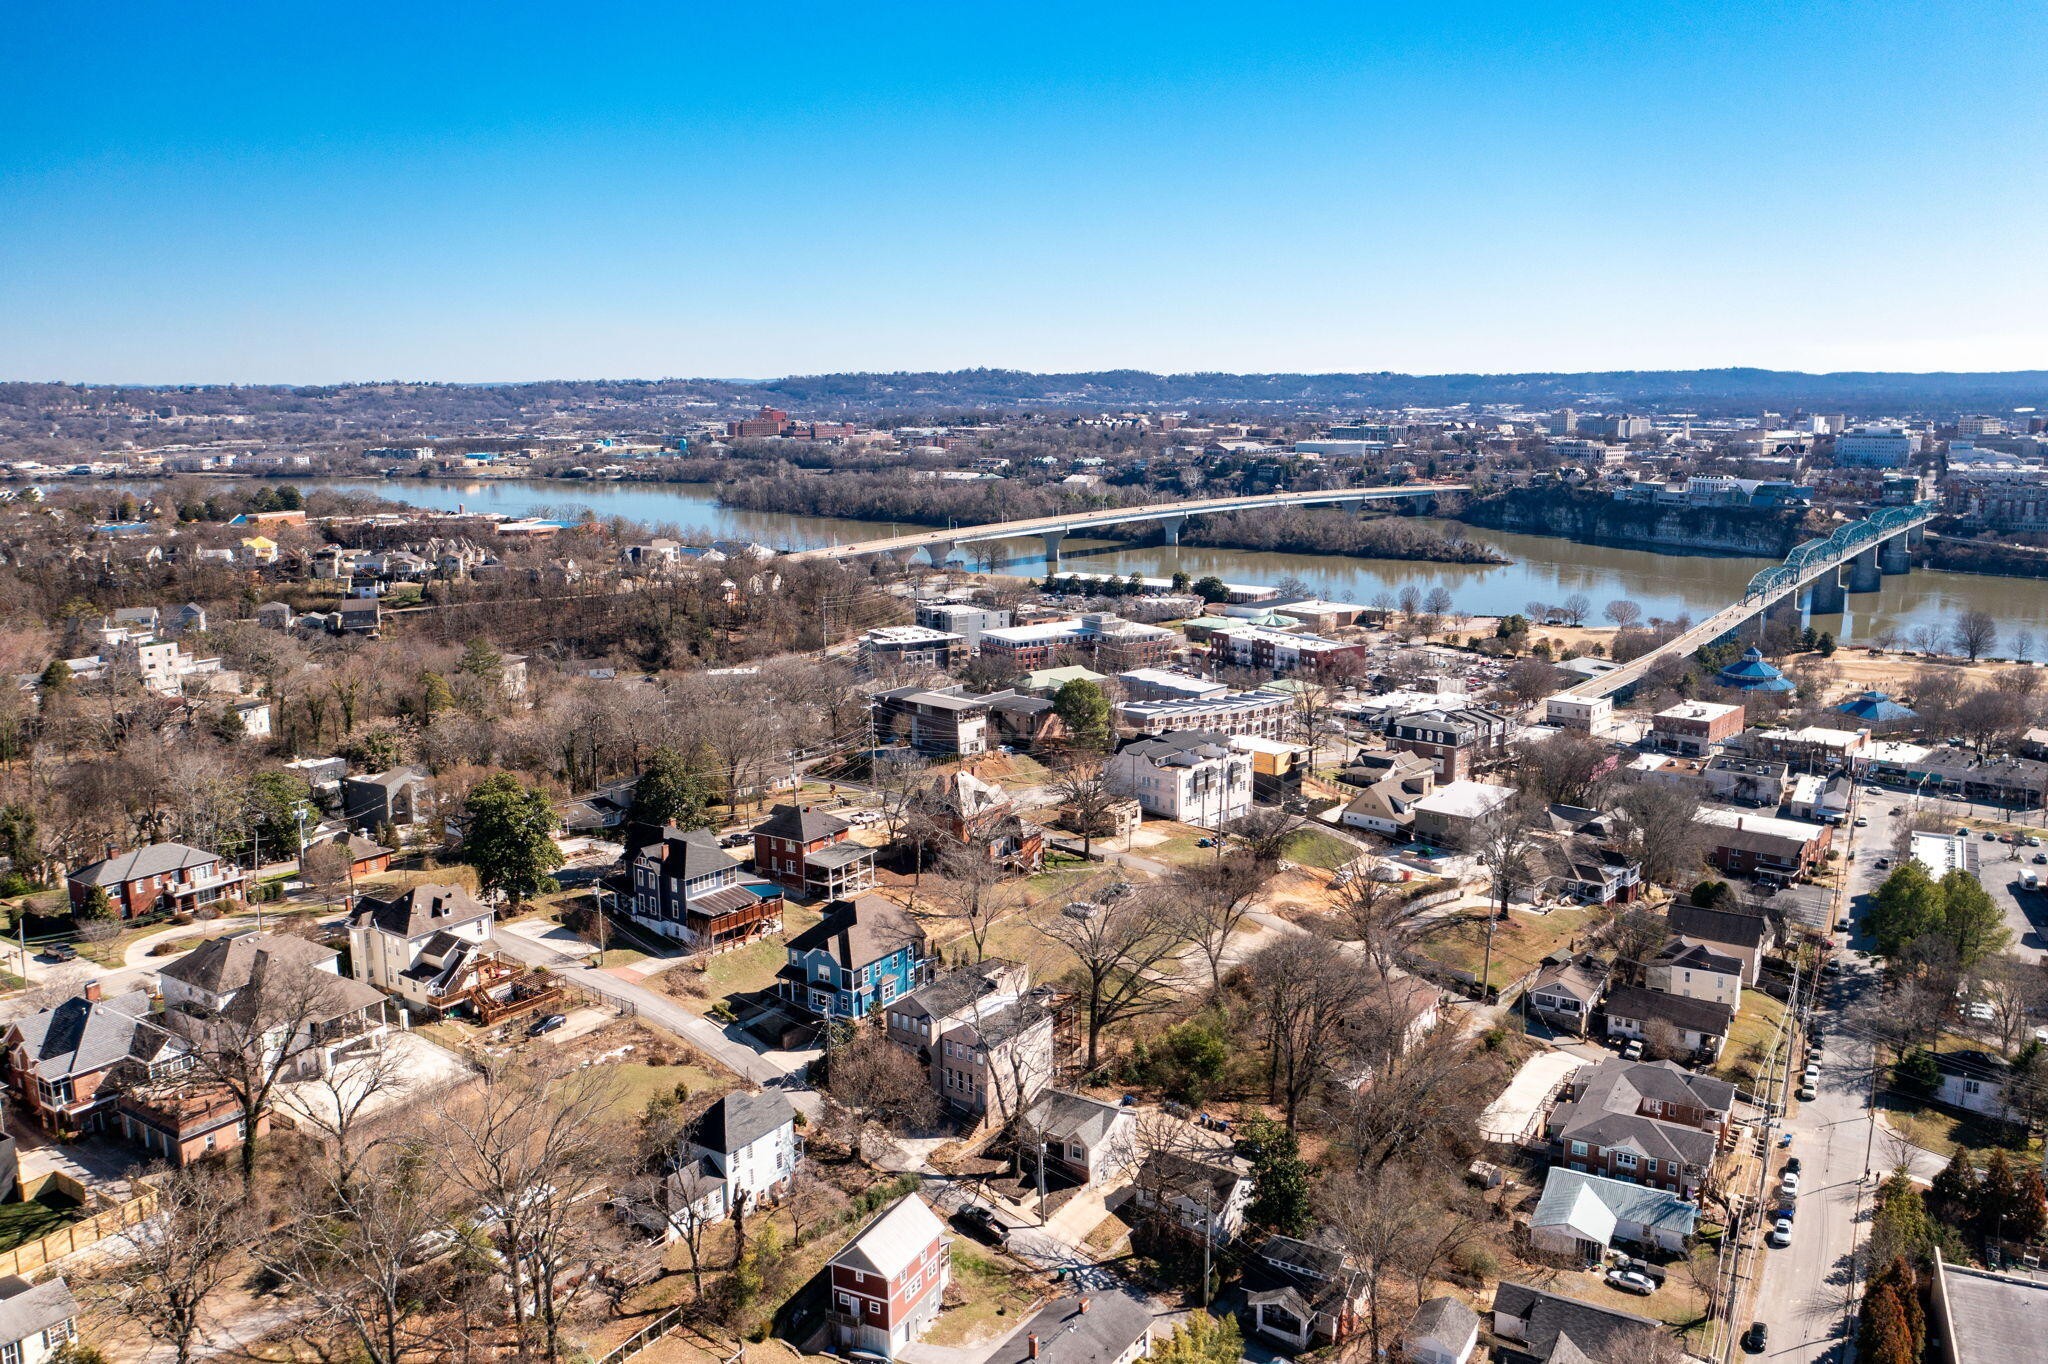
827;1194;951;1359
750;805;876;898
116;1078;266;1166
67;842;246;920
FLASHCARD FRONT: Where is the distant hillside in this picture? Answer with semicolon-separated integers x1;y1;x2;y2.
6;367;2046;428
752;366;2048;416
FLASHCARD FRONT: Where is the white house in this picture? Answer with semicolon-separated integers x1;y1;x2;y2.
1529;1168;1699;1260
677;1090;801;1223
1402;1296;1479;1364
346;883;496;1012
1935;1051;2020;1122
1105;730;1253;826
0;1276;81;1364
1644;938;1744;1014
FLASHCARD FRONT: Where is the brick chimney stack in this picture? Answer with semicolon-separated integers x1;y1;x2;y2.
84;980;102;1003
1027;1335;1039;1360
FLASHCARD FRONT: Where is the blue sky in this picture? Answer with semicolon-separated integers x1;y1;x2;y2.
4;2;2043;383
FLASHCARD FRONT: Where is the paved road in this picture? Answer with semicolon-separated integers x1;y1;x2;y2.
490;919;820;1091
1746;789;1944;1364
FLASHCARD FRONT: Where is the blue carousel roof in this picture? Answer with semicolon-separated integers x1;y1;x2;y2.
1719;646;1796;692
1838;689;1916;722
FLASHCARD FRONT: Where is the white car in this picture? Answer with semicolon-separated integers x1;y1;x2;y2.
1606;1268;1656;1296
1769;1217;1793;1247
1780;1171;1801;1197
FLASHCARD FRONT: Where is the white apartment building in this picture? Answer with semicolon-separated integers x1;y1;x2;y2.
1105;730;1253;826
1835;426;1918;468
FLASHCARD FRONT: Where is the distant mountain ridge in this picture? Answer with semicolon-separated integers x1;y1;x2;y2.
749;366;2048;414
6;366;2045;423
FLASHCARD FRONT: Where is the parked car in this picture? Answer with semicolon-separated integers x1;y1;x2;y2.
1853;816;1869;827
528;1013;568;1036
1784;1156;1802;1176
1798;1081;1818;1102
1743;1322;1769;1353
1623;1038;1644;1061
1606;1269;1656;1296
1769;1218;1793;1247
41;943;77;963
1875;856;1890;869
1780;1171;1801;1197
952;1204;1006;1246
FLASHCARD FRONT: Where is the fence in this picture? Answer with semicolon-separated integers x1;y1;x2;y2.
0;1171;159;1280
590;1304;714;1364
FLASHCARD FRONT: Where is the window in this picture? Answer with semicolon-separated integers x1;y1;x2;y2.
1613;1151;1637;1170
3;1339;17;1364
838;1291;855;1310
1569;1140;1587;1157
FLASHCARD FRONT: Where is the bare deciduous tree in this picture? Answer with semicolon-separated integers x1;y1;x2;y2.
1169;854;1270;993
437;1058;622;1364
1247;933;1372;1127
95;1163;253;1364
821;1023;940;1133
1041;884;1190;1072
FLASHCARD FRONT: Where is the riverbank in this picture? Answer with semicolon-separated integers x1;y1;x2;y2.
1458;485;1809;557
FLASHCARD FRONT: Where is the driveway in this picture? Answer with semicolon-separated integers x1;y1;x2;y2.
490;924;819;1090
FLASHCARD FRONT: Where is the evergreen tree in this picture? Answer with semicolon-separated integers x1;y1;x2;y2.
463;773;564;905
75;885;113;924
419;671;455;717
1869;861;1945;959
629;746;715;831
1150;1311;1241;1364
1235;1116;1312;1236
1052;679;1113;752
1191;576;1230;605
1817;631;1836;657
457;638;503;684
37;659;70;693
1937;868;2011;969
1928;1151;1979;1228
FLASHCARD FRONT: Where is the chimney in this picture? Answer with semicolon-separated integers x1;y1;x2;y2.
1078;1296;1091;1314
1027;1336;1039;1360
105;842;118;861
84;980;102;1003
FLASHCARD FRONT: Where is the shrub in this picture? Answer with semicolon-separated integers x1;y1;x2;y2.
1452;1244;1500;1280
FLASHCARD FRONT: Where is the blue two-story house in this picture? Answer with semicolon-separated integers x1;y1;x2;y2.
777;894;929;1021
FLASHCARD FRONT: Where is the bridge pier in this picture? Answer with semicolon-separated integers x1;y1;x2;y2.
927;541;961;567
1042;530;1066;568
1879;533;1911;575
1760;594;1803;639
1908;523;1926;549
1846;545;1883;593
887;546;923;567
1806;567;1847;615
1159;515;1186;547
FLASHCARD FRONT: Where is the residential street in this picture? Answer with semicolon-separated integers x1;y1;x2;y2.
1746;788;1945;1364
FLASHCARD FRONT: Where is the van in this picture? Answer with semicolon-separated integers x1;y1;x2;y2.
2024;872;2040;892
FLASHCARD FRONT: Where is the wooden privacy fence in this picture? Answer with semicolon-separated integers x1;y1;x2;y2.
0;1172;159;1280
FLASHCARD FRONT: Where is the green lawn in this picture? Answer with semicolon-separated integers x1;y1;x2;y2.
1713;988;1789;1085
1415;905;1606;991
695;903;823;1001
595;1061;728;1123
1283;827;1355;871
923;1246;1040;1347
1877;1095;2040;1163
0;1187;84;1253
978;903;1080;984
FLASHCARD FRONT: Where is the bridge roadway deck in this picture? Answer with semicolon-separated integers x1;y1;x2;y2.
1556;505;1935;701
785;483;1470;561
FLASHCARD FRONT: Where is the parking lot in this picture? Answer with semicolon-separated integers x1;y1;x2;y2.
1851;785;2048;956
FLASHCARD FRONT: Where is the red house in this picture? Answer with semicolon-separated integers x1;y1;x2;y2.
750;805;876;898
827;1195;951;1358
67;842;246;920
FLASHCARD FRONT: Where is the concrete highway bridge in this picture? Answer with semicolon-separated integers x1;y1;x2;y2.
785;483;1470;567
1556;501;1940;701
